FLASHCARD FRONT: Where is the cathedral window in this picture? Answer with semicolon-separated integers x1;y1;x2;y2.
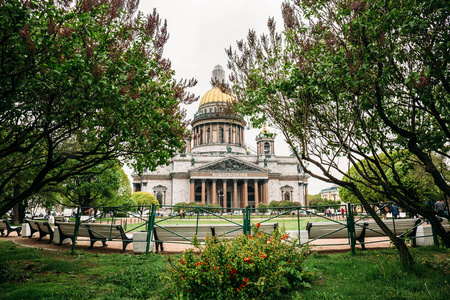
264;142;270;154
219;127;224;143
228;128;231;143
207;128;210;143
157;192;163;205
200;129;203;144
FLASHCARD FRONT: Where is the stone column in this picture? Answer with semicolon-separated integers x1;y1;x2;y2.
233;180;238;209
190;179;195;203
201;179;206;205
259;181;266;203
212;179;217;205
243;179;248;208
254;179;259;208
264;180;269;204
223;179;227;211
305;184;309;207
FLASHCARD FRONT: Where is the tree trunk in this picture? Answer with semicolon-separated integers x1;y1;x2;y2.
392;236;415;268
354;189;415;267
13;203;19;225
414;207;450;248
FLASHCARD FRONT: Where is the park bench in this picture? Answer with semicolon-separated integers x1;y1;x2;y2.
359;218;422;247
153;222;278;253
0;219;22;237
55;222;133;252
306;218;421;250
54;216;69;222
25;219;54;243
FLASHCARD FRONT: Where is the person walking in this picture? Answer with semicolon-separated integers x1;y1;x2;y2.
435;201;445;215
391;204;399;219
381;206;389;220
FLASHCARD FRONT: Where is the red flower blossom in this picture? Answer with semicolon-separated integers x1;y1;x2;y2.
256;222;261;228
281;234;289;240
244;257;251;262
196;261;201;266
181;260;186;264
260;253;267;259
248;235;252;238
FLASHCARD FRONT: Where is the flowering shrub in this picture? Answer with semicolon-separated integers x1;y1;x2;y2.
163;223;312;299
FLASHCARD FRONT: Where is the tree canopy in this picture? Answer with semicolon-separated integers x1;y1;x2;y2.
131;191;158;215
227;0;449;265
0;0;197;216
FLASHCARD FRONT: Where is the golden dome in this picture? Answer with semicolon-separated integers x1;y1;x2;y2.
199;87;235;107
260;125;270;134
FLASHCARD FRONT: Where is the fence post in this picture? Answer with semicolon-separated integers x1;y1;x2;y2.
72;206;81;254
146;204;156;254
347;202;356;254
243;206;250;235
431;223;440;247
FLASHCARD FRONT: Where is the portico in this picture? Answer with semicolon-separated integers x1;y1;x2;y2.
189;157;269;210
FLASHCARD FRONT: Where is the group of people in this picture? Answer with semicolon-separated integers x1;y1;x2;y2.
325;207;346;219
380;204;400;220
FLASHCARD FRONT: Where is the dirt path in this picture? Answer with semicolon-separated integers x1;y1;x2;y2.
2;232;393;256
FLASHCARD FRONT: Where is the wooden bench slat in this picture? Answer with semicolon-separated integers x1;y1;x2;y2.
0;219;22;237
55;222;132;252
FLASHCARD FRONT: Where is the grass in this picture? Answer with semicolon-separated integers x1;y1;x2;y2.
0;240;449;299
116;216;339;232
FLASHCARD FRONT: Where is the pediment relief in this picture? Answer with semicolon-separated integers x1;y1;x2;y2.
193;157;266;173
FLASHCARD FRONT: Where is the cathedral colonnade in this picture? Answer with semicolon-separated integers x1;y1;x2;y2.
189;178;269;210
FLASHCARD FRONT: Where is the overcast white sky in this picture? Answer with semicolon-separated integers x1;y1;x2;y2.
134;0;334;195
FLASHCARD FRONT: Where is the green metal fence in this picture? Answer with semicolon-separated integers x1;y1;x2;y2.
66;202;431;254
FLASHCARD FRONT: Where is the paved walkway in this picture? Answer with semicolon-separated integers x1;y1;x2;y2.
1;233;393;255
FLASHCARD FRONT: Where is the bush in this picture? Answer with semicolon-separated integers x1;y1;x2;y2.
163;225;312;299
257;203;268;213
115;211;128;217
205;203;222;214
173;202;189;213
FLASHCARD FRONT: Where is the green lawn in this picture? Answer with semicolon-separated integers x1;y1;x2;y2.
0;240;448;299
116;215;339;231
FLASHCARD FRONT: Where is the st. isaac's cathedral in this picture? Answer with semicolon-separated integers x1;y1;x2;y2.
132;65;309;211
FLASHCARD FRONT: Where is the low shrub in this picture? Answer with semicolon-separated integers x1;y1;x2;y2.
114;212;128;217
163;224;312;299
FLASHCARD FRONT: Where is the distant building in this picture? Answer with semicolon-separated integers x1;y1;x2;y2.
320;185;340;201
131;65;309;212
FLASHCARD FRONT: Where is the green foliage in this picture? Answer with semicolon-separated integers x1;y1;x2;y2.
227;0;450;250
1;240;449;299
164;225;312;299
269;200;301;213
131;191;159;215
57;162;121;208
115;168;132;206
173;202;189;213
340;152;446;204
205;203;223;214
308;199;342;212
308;194;322;203
0;0;196;217
257;203;268;213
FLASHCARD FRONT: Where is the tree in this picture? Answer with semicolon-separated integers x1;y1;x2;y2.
340;152;446;204
257;203;269;214
173;202;189;213
226;0;449;266
56;162;120;211
131;191;158;216
115;168;132;206
0;0;197;217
